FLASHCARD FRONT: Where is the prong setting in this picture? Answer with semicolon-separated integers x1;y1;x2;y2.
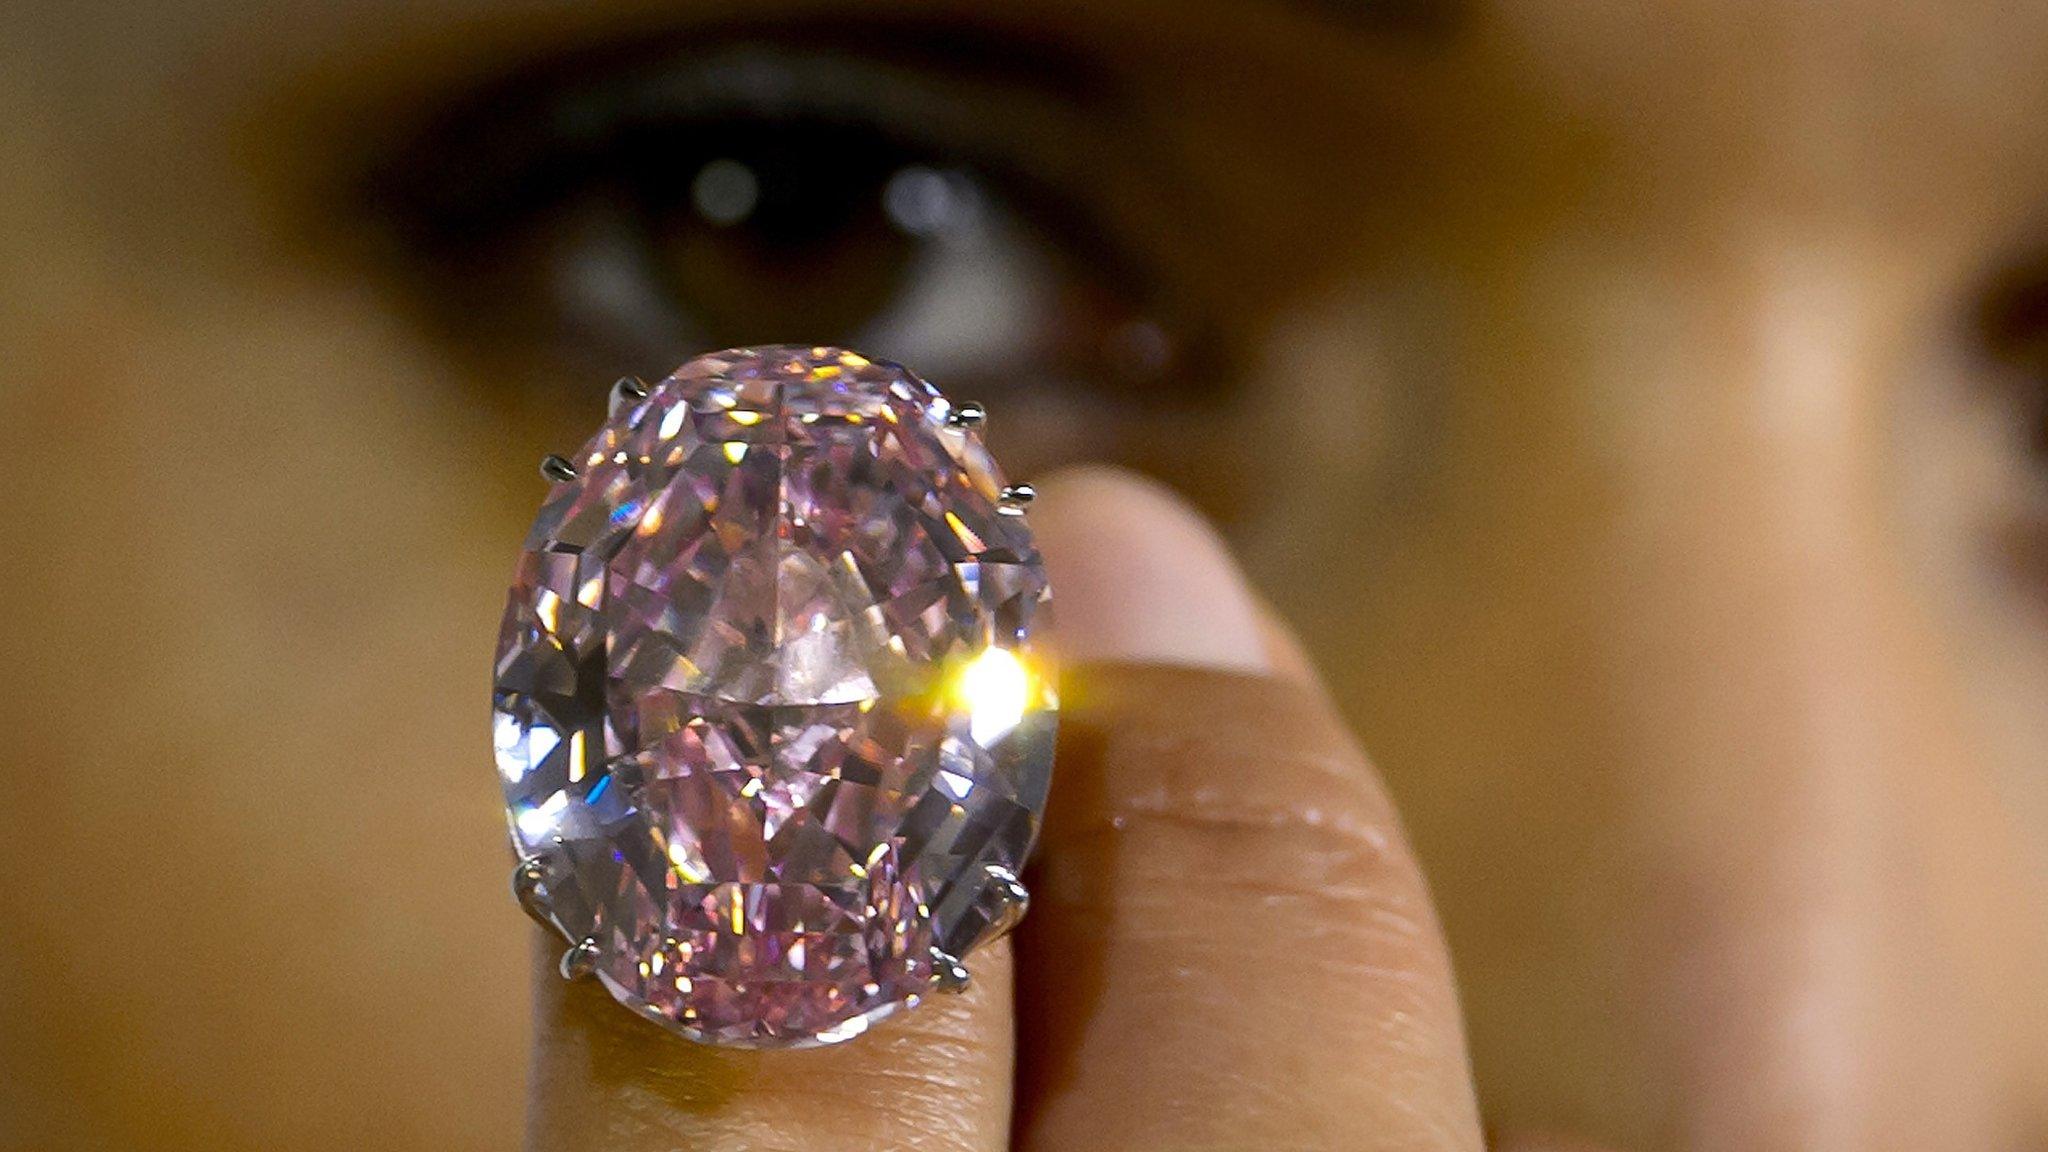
947;401;987;429
511;857;551;928
540;453;580;483
931;951;972;994
997;483;1035;515
559;937;601;981
609;376;650;415
975;865;1031;945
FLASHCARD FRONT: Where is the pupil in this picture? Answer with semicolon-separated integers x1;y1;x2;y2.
632;120;931;345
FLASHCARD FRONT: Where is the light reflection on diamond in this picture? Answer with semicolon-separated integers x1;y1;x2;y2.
495;712;556;782
516;789;569;839
959;646;1031;745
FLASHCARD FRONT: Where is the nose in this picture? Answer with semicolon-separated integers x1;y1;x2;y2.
1271;251;2034;1149
1578;258;2024;1151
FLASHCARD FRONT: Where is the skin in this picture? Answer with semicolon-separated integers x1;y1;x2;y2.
5;1;2048;1149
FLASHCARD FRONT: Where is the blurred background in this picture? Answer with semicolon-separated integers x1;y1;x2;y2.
6;1;2048;1148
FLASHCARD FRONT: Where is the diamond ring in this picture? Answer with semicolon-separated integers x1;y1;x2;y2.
490;346;1057;1048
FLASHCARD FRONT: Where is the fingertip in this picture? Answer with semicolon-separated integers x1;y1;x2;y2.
1256;600;1322;689
1029;465;1271;676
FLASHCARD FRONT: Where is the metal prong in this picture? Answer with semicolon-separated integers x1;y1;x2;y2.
540;454;579;483
997;483;1035;515
511;857;550;928
609;376;650;415
931;951;971;994
559;937;601;981
975;865;1032;945
947;401;987;429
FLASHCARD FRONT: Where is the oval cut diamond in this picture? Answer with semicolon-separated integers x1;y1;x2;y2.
491;346;1056;1047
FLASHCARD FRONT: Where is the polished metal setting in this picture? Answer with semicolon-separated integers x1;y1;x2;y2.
559;937;602;981
539;453;579;483
609;376;650;415
974;865;1032;945
931;951;972;994
997;483;1036;514
511;857;550;928
947;401;987;428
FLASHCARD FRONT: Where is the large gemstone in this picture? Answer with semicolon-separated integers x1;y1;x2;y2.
491;346;1056;1047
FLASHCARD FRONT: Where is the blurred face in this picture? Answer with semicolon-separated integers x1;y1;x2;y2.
7;1;2048;1148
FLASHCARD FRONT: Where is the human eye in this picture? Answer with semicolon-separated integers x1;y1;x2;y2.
345;29;1242;480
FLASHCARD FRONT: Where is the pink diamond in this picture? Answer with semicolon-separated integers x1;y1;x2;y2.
492;347;1055;1047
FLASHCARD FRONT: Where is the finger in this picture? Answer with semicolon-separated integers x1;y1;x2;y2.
1035;464;1313;691
1014;467;1484;1151
527;930;1012;1152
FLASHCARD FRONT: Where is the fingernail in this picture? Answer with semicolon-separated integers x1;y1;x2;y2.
1028;465;1269;674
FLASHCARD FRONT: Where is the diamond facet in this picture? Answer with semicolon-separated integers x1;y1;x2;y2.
491;346;1056;1047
